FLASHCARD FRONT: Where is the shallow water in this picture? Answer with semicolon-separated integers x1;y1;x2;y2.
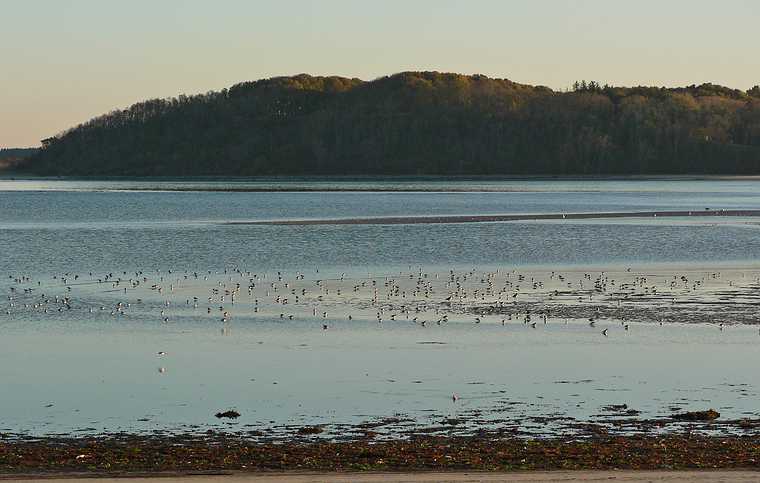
2;178;760;437
2;316;759;437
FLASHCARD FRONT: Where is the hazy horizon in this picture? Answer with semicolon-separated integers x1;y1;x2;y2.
2;0;759;148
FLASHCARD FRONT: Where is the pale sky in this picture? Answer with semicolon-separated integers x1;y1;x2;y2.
2;0;759;147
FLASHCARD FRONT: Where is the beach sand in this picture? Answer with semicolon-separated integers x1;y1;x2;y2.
3;470;760;482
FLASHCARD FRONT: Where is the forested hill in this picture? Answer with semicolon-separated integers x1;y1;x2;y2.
24;72;760;175
0;148;39;171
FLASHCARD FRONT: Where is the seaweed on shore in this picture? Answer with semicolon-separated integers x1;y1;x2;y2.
2;433;760;474
214;410;241;419
671;409;720;421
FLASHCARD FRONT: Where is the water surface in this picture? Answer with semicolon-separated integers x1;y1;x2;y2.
2;178;760;437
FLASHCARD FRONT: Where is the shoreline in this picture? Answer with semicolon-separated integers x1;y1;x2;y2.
5;174;760;181
4;471;760;482
3;175;760;194
2;434;760;475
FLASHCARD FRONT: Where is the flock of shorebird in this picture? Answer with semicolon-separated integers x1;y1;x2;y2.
4;265;760;337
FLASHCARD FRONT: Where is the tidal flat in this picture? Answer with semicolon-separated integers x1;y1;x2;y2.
3;263;760;441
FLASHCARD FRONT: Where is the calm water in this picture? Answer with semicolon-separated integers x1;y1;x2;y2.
2;178;760;437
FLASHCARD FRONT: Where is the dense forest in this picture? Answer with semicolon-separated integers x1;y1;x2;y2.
0;148;39;171
23;72;760;175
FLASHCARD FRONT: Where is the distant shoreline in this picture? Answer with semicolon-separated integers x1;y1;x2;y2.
3;174;760;193
19;73;760;178
5;174;760;181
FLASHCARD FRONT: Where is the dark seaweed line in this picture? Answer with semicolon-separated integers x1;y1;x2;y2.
3;433;760;474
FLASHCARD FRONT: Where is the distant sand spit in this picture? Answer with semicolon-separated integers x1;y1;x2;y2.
226;209;760;225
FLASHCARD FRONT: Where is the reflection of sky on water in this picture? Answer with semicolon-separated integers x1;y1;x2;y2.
3;179;760;227
3;221;760;279
1;316;759;436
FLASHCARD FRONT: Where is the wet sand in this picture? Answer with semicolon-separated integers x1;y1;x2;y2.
3;470;760;482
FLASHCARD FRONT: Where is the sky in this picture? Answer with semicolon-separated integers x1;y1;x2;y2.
2;0;759;147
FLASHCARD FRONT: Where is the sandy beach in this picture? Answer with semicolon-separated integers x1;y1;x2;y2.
3;470;760;482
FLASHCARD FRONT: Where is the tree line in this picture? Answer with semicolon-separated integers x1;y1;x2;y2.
0;148;39;171
23;72;760;176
